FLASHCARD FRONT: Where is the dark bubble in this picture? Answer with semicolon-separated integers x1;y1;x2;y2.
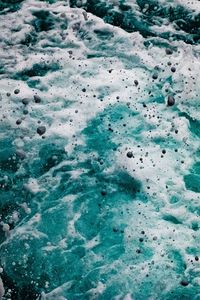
180;280;189;287
14;89;20;94
37;126;46;135
101;190;107;196
34;95;41;103
16;119;22;125
23;109;29;115
166;48;173;55
127;151;133;158
171;67;176;73
152;73;158;80
134;80;139;86
167;95;175;106
22;98;30;105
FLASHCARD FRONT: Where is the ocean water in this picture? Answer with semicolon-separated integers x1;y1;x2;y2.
0;0;200;299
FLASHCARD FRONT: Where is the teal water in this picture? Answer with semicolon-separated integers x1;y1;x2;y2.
0;0;200;299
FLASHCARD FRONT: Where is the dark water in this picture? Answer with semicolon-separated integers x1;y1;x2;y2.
0;0;200;299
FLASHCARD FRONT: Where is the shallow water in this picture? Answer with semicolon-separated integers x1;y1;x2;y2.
0;0;200;299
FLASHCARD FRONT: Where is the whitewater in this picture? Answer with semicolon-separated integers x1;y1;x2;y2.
0;0;200;299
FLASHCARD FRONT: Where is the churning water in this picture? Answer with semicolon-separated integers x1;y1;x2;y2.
0;0;200;299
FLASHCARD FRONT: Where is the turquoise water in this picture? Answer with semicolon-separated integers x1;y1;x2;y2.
0;0;200;299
